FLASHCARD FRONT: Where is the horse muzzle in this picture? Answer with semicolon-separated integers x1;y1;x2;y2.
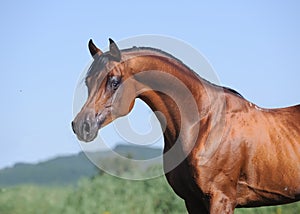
71;109;101;142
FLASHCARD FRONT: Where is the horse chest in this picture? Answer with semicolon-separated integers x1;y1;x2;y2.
163;157;205;201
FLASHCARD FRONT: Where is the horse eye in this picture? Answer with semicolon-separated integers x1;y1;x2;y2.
110;76;121;90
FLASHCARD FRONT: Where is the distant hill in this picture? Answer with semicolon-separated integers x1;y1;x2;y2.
0;145;162;187
0;152;97;187
113;144;162;160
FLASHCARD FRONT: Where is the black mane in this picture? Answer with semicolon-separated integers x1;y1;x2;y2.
223;87;244;98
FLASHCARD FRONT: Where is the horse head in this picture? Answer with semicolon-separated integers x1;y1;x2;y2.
72;39;136;142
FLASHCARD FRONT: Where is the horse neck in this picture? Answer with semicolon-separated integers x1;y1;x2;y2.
125;51;222;150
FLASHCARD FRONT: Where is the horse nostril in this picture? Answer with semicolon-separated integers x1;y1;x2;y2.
83;121;90;134
71;121;76;134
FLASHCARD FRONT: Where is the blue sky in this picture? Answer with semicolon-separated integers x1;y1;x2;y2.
0;1;299;168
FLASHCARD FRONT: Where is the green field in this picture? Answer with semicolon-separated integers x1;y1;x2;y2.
0;171;299;214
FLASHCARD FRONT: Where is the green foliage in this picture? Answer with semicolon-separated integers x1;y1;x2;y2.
0;172;300;214
0;170;186;214
0;185;70;214
62;173;186;214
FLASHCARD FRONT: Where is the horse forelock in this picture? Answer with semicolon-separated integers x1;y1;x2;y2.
86;53;110;80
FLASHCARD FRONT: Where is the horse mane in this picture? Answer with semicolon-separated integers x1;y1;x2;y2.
123;46;244;98
87;46;244;98
223;87;244;98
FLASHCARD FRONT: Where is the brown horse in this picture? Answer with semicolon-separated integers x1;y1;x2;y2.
72;38;300;213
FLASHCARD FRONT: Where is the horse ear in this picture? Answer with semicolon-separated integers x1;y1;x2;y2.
109;38;121;61
88;39;103;57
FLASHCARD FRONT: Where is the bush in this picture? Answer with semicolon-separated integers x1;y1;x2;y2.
62;172;186;214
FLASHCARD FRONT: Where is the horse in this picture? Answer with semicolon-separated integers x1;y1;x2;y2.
71;38;300;213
